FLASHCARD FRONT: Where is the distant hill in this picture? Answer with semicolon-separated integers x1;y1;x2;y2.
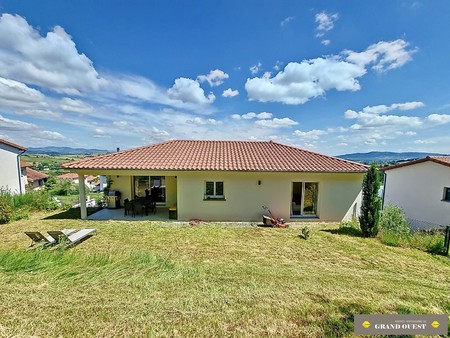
337;151;448;164
27;146;110;155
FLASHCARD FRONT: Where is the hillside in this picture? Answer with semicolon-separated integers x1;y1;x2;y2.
337;151;448;164
27;146;109;155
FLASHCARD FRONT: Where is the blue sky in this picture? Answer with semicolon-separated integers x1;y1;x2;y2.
1;1;450;155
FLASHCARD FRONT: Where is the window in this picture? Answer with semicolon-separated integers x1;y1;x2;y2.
134;176;166;203
444;187;450;202
205;181;224;200
291;182;318;216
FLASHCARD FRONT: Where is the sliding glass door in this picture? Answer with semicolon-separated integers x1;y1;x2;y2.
134;176;166;203
291;182;318;216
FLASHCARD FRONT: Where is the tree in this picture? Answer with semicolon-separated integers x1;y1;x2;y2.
359;164;381;237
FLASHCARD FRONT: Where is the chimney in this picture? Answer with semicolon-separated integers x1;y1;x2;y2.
116;147;120;152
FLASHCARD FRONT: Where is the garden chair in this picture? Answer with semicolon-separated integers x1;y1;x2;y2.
24;231;55;248
47;229;77;243
61;228;97;248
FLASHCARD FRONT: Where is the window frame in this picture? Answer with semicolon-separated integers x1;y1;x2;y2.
443;187;450;202
204;181;225;200
291;181;319;217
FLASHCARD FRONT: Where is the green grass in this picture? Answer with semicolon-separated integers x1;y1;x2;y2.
0;214;449;337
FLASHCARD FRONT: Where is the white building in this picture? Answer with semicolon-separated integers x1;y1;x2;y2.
381;156;450;230
0;139;27;194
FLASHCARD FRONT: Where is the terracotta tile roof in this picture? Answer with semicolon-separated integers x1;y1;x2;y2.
58;172;79;179
25;168;49;182
62;140;367;173
20;161;32;168
381;156;450;171
0;139;27;151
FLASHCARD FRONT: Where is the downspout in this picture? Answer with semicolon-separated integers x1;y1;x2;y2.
381;171;387;210
17;149;27;194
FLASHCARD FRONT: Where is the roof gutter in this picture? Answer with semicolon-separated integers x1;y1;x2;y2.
17;149;27;194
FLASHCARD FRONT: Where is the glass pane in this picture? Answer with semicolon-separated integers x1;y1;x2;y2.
303;183;318;215
205;182;214;196
135;176;149;197
215;182;224;196
150;176;165;202
291;182;302;216
445;187;450;201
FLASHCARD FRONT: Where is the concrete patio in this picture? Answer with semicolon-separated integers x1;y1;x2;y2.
88;207;172;221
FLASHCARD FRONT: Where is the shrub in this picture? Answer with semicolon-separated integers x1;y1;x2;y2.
409;230;445;254
359;164;381;237
338;220;362;236
300;226;311;240
379;204;410;235
379;230;409;247
0;197;13;224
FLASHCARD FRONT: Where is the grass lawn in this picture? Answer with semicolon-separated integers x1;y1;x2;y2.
0;212;449;337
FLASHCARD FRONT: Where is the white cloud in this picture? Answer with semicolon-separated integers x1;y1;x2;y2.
255;117;298;128
197;69;229;87
0;76;45;103
315;12;339;37
321;39;330;46
0;114;65;141
294;129;328;140
414;139;437;144
246;57;365;104
60;98;93;114
280;16;295;27
250;62;262;75
344;39;418;72
0;14;102;95
426;114;450;125
186;117;221;125
167;78;215;105
222;88;239;97
231;112;273;120
246;40;416;105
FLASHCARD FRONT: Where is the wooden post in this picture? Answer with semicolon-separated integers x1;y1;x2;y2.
78;173;87;220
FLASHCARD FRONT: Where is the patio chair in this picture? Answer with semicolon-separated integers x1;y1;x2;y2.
62;228;97;248
24;231;55;248
124;199;134;216
47;229;77;243
133;201;144;217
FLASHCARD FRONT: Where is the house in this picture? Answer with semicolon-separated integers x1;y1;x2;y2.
57;172;80;183
62;140;368;221
381;156;450;230
57;172;100;191
0;139;27;194
21;162;49;190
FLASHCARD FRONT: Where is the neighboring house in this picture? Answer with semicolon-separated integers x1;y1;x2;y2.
0;139;27;194
381;156;450;230
21;162;49;190
57;173;99;191
57;172;80;184
63;140;367;221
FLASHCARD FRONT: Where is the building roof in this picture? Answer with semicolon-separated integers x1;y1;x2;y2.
58;172;79;179
0;139;27;151
20;161;32;168
62;140;368;173
381;156;450;171
26;167;49;182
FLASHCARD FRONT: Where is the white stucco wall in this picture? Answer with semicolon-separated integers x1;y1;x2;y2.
176;171;363;222
0;143;23;194
75;169;363;222
384;161;450;229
